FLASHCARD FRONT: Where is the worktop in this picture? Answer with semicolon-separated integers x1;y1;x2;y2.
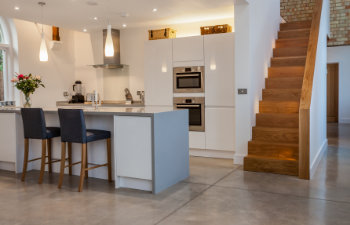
0;106;189;194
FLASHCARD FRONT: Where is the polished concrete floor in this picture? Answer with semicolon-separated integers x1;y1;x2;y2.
0;124;350;225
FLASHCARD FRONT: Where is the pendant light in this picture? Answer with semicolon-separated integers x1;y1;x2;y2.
38;2;48;62
104;23;114;57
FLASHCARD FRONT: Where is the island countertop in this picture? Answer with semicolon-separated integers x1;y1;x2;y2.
0;106;180;116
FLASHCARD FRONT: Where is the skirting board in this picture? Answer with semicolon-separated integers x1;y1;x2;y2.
0;161;16;172
233;153;245;165
190;148;234;160
115;176;152;192
339;118;350;124
310;139;328;179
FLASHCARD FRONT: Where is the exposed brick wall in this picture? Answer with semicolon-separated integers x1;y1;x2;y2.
281;0;350;46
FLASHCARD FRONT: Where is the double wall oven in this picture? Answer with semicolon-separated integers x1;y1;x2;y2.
173;66;205;132
173;66;205;93
174;97;205;132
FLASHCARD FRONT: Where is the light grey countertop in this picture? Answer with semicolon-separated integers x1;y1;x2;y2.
0;105;182;117
56;100;145;107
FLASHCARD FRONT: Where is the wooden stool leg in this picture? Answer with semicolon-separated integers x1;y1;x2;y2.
21;138;29;182
47;139;52;174
38;139;47;184
79;143;87;192
107;138;112;182
58;142;66;189
68;142;72;176
85;145;88;179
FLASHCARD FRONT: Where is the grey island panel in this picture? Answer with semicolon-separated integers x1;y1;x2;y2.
153;109;189;194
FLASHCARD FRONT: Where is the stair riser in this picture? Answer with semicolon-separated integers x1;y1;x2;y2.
262;90;301;101
260;102;299;114
278;30;310;39
280;21;312;30
266;78;303;89
268;67;305;78
248;142;299;159
244;157;299;176
252;128;299;144
256;114;299;128
273;48;308;57
276;40;309;48
271;58;306;67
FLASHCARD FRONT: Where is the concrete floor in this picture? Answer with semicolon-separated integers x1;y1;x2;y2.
0;124;350;225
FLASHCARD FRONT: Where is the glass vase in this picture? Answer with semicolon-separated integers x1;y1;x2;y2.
23;94;31;108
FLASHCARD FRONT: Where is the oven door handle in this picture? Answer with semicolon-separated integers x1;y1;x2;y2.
176;104;201;108
175;74;200;78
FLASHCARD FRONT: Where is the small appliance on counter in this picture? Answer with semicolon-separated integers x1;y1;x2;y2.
69;80;85;103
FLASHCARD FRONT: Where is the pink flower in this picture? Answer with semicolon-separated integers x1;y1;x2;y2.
18;74;24;80
11;77;18;82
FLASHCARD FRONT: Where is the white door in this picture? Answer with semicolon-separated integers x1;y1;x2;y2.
173;36;204;62
205;107;235;151
144;39;173;106
204;33;235;107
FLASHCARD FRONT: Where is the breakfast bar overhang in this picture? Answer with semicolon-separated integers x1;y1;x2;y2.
0;107;189;194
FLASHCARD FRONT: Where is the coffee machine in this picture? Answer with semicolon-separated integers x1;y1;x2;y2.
70;80;85;103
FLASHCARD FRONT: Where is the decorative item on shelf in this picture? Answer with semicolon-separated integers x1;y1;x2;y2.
200;24;232;35
11;73;45;108
148;28;176;40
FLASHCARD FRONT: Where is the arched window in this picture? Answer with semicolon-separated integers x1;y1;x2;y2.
0;17;18;103
0;25;5;100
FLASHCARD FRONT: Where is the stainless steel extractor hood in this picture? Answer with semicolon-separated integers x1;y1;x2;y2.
91;29;127;69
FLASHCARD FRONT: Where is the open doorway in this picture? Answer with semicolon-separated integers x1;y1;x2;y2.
327;63;339;123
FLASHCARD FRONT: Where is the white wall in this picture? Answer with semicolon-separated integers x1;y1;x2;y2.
327;46;350;124
309;0;329;178
14;19;76;107
233;0;281;164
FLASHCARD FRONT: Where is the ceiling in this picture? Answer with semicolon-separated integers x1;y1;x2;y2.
0;0;234;32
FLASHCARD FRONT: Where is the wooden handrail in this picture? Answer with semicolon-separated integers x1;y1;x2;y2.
299;0;324;179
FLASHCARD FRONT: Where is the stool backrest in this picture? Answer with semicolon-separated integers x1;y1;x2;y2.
58;109;87;143
21;108;47;139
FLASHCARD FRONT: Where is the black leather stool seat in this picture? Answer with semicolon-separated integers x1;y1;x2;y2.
46;127;61;139
86;129;111;142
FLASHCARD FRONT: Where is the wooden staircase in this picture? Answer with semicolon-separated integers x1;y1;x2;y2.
244;21;312;176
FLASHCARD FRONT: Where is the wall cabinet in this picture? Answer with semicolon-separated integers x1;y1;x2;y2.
144;39;173;106
205;107;235;151
173;36;204;62
204;33;235;107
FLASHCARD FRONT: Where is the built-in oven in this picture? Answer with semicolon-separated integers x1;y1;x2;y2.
173;66;205;93
174;97;205;132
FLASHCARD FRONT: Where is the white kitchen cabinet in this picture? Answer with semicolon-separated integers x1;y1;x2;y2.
205;107;235;151
173;36;204;62
144;39;173;106
0;113;17;163
189;131;206;149
204;33;235;107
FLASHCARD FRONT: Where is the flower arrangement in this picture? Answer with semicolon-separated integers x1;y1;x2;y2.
11;73;45;107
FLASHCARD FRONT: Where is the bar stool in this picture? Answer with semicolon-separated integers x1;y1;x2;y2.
21;108;61;183
57;109;112;192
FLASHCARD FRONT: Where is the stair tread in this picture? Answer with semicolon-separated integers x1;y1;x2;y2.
272;56;306;59
277;37;309;41
245;154;298;162
279;28;311;33
249;140;299;147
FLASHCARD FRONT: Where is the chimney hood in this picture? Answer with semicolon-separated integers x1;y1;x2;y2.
91;29;127;69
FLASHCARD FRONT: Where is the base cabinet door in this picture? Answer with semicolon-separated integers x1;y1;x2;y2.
144;39;173;106
205;108;235;151
0;113;17;162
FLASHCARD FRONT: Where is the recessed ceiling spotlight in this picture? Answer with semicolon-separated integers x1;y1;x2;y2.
122;24;127;28
86;1;98;6
83;28;87;32
93;17;98;20
14;6;20;10
152;8;158;12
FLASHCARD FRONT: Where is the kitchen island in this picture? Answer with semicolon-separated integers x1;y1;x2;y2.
0;106;189;194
